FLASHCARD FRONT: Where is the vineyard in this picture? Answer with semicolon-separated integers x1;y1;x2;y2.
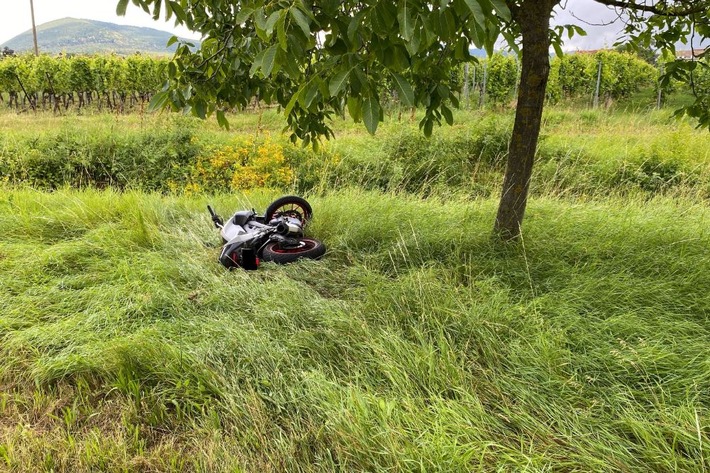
0;54;167;112
1;50;704;114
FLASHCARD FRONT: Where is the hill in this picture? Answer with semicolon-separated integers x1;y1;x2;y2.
0;17;200;56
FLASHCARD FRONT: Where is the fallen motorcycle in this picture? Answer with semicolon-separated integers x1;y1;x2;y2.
208;195;326;269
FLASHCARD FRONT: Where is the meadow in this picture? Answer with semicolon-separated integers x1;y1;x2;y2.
0;102;709;471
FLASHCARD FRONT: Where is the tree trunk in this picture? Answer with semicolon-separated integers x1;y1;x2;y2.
494;0;557;240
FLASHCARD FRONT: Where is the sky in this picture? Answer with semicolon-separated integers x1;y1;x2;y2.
0;0;689;52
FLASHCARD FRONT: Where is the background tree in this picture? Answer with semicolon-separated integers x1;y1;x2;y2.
118;0;710;239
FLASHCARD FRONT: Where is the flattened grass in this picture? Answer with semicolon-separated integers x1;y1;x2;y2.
1;188;708;471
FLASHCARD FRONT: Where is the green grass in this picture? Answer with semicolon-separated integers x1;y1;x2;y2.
1;187;708;471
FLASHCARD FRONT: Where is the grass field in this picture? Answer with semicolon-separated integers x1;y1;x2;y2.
0;103;709;471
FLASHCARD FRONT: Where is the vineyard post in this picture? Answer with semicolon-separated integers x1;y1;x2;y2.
479;61;488;108
14;73;35;111
463;63;470;108
471;66;477;109
29;0;39;56
593;59;602;108
656;63;664;110
45;72;60;113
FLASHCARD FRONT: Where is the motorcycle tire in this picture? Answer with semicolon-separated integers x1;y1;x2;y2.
261;237;326;264
264;196;313;226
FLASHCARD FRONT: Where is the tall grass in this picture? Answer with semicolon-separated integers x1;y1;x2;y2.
1;188;708;471
1;106;708;198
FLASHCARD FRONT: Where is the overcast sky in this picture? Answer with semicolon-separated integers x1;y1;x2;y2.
0;0;685;52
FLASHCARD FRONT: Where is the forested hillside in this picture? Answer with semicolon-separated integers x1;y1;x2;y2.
0;18;199;55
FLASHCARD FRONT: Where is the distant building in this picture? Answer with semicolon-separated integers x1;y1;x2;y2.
676;49;706;60
572;49;605;55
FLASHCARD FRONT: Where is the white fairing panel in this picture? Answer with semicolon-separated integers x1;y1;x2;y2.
221;220;247;242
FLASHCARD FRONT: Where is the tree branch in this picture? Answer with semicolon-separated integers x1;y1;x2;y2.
592;0;708;16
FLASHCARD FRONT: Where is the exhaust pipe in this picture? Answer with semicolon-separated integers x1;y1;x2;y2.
275;219;303;236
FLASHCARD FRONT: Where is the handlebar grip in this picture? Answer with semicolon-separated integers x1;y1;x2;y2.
207;205;223;228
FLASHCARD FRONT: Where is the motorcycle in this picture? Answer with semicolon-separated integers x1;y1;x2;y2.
208;195;326;270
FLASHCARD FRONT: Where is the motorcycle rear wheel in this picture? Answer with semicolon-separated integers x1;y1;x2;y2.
261;237;326;264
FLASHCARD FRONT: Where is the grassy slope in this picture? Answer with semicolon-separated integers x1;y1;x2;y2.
0;188;708;471
0;103;709;470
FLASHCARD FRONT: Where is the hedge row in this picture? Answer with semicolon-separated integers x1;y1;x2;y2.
1;115;706;198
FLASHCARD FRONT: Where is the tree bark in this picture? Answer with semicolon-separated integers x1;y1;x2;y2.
494;0;557;240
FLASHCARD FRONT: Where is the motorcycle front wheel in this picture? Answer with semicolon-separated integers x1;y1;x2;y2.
261;237;326;264
264;196;313;226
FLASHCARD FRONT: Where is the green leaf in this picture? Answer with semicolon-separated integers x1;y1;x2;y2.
290;8;311;36
276;12;288;50
116;0;129;16
147;90;170;113
439;8;456;39
463;0;486;27
398;2;415;41
362;95;381;135
169;2;187;23
194;100;207;119
166;35;179;47
454;38;471;60
235;7;255;24
348;12;366;43
488;0;511;22
405;21;422;55
249;50;264;77
389;45;410;71
421;115;434;137
201;37;218;53
284;90;302;116
265;11;281;34
573;25;588;37
304;80;320;108
216;110;230;129
391;73;415;106
255;8;267;30
329;68;351;97
254;8;268;41
261;44;279;77
152;0;163;21
441;104;454;125
553;41;564;58
376;2;397;29
347;96;362;122
468;17;486;48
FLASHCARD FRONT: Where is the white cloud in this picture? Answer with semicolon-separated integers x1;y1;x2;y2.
553;0;708;51
553;0;627;51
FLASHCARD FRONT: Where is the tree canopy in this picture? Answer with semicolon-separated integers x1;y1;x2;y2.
118;0;710;237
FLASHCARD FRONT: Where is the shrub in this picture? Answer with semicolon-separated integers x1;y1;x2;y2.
179;136;295;194
0;118;202;191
